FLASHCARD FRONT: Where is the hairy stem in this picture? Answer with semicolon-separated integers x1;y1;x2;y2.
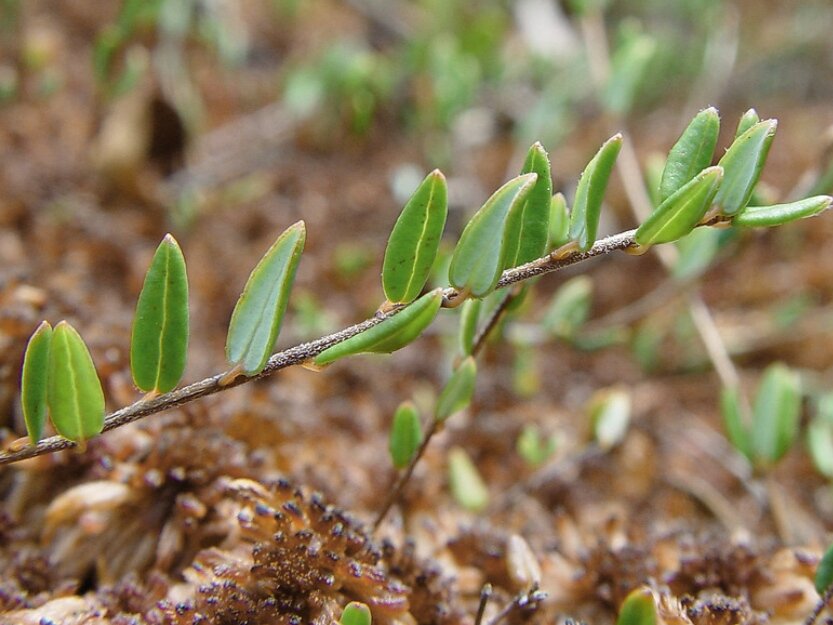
1;227;642;467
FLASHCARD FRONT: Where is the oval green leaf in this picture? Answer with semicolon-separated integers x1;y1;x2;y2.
588;387;631;450
130;234;189;394
21;320;52;444
226;221;306;375
616;588;656;625
448;173;538;298
569;134;623;252
808;417;833;479
389;400;423;469
751;363;800;467
314;289;442;366
734;195;832;228
448;446;489;512
47;321;105;444
503;143;552;269
458;298;482;357
659;107;720;202
549;192;570;249
735;108;759;139
721;386;751;461
636;166;723;246
816;543;833;595
382;170;448;305
435;356;477;423
542;275;593;339
714;119;777;216
340;602;372;625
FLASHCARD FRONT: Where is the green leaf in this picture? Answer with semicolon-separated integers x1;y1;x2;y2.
21;320;52;444
588;387;631;450
382;170;448;304
448;173;538;298
226;221;306;375
549;192;570;249
458;298;482;357
807;413;833;479
435;356;477;423
751;363;800;467
314;289;443;365
816;544;833;595
340;602;372;625
734;195;832;228
448;446;489;512
130;234;189;394
603;29;656;116
616;588;657;625
516;424;557;467
735;108;759;139
636;166;723;246
542;275;593;339
389;401;423;469
713;119;777;216
672;227;724;281
503;143;552;268
47;321;105;444
659;107;720;202
569;134;623;251
721;386;751;461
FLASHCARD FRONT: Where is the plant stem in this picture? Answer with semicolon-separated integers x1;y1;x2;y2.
1;227;644;467
372;419;439;530
804;582;833;625
474;584;493;625
486;585;546;625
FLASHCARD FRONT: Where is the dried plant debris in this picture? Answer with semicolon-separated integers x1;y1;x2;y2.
159;478;461;625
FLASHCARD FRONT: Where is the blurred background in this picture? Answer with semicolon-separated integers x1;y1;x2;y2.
1;0;833;622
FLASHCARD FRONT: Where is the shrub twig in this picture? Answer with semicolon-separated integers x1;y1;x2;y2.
2;227;642;467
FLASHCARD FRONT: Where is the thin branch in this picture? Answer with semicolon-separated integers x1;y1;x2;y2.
0;228;642;468
372;419;439;531
486;584;547;625
804;581;833;625
373;283;538;529
474;584;493;625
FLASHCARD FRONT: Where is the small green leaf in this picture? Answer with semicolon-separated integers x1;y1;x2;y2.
435;356;477;423
603;29;656;116
816;544;833;595
226;221;306;375
735;108;759;139
672;227;725;281
616;588;657;625
382;170;448;304
636;166;723;246
807;413;833;479
130;234;189;394
542;276;593;339
714;119;777;216
734;195;832;228
721;386;751;461
751;363;800;467
448;173;538;298
503;143;552;269
314;289;443;365
448;446;489;512
569;134;623;251
47;321;105;444
659;107;720;202
516;424;557;467
588;387;631;450
340;602;372;625
549;193;570;249
21;320;52;444
389;401;423;469
458;298;482;357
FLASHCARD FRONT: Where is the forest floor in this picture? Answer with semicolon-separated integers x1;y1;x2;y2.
1;2;833;625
